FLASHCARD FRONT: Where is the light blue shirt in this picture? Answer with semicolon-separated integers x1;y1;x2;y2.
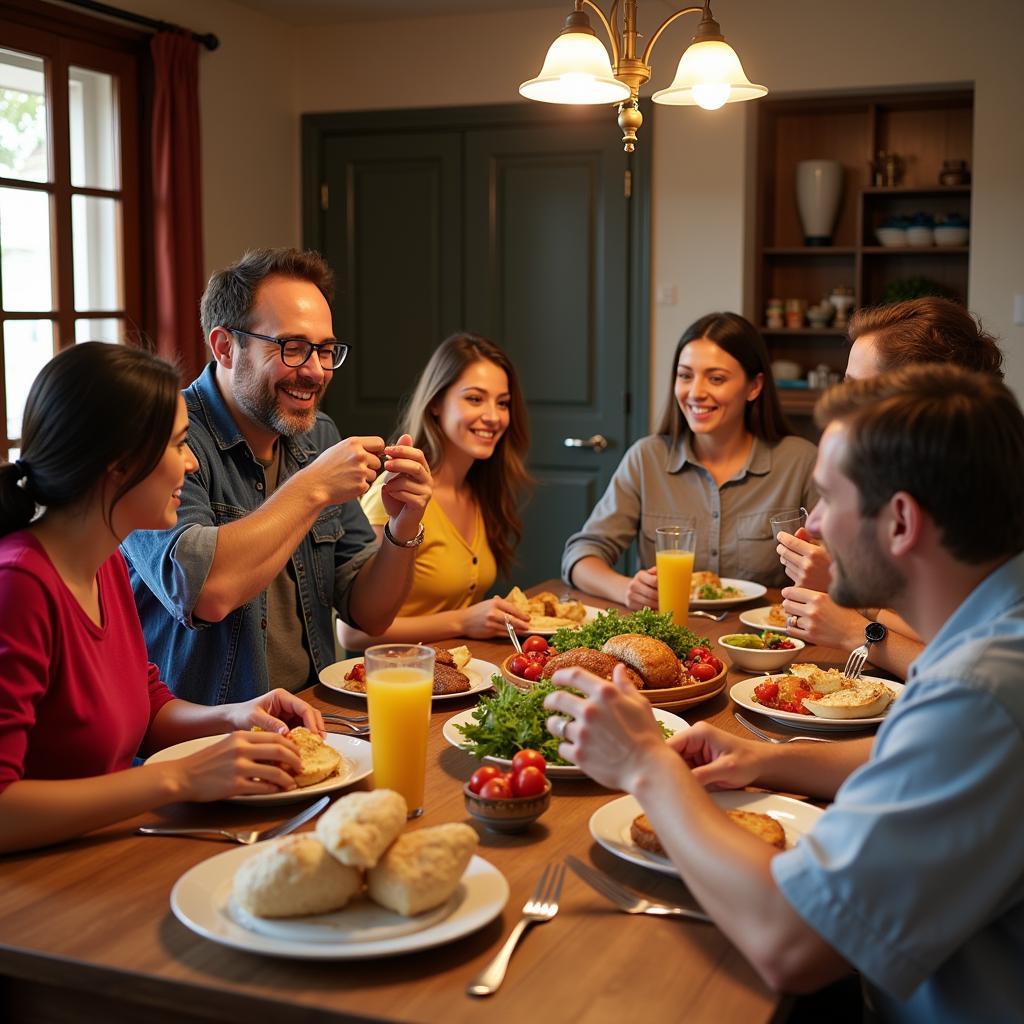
772;553;1024;1023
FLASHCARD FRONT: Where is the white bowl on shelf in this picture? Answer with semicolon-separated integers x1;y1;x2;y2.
934;225;969;246
875;227;908;247
906;226;934;246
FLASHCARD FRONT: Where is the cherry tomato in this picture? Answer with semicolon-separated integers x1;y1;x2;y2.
690;661;718;682
509;654;530;677
706;656;723;674
468;765;503;794
526;650;547;663
480;777;512;800
523;635;550;655
689;645;711;661
512;749;547;775
754;680;780;704
522;662;544;682
512;765;547;798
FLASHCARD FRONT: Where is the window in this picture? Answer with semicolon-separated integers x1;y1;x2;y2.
0;8;144;461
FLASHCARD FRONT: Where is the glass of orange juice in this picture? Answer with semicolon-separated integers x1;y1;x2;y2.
365;643;435;818
656;526;697;627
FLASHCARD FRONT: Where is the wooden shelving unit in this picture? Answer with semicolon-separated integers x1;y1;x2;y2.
752;89;974;418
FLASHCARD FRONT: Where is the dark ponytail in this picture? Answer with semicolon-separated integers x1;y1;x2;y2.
0;342;181;538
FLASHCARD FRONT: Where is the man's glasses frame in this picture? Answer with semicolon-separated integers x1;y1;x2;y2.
229;328;350;369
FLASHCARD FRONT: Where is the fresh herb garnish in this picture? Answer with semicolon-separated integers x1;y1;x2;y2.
549;607;710;658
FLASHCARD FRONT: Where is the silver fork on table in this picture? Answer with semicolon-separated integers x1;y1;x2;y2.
137;794;330;845
690;609;728;622
566;856;712;922
467;862;565;997
842;643;869;680
734;712;835;744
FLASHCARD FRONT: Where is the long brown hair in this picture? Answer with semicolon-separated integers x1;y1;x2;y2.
657;312;792;445
398;333;531;576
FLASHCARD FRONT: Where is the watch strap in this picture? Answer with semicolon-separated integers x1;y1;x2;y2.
383;520;425;548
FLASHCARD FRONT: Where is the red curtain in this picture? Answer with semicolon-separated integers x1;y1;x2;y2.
150;32;206;383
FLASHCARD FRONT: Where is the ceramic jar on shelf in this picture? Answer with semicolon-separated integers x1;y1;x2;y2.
795;159;843;246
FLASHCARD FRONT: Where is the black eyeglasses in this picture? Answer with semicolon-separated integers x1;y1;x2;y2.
229;328;350;369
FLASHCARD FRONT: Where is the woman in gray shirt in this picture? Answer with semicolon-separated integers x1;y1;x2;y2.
563;312;818;608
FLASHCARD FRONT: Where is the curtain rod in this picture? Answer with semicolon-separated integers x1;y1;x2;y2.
61;0;219;50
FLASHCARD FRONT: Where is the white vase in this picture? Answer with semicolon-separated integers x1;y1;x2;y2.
795;160;843;246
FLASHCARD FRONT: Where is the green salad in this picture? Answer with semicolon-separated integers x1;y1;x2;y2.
456;676;672;766
549;607;710;659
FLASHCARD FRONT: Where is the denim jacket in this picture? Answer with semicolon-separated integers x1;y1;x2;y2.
122;363;376;705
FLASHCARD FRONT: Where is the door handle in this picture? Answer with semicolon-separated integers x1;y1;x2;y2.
563;434;609;452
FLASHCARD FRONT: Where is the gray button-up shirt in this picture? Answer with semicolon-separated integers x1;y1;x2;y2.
561;433;818;588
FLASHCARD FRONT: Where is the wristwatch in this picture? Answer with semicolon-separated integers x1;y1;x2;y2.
864;620;888;647
383;521;425;548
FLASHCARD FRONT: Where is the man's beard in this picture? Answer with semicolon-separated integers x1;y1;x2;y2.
830;518;906;610
233;349;324;437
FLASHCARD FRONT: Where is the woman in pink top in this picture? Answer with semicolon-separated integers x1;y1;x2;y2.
0;343;325;853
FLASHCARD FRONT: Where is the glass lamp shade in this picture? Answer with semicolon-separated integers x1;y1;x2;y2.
652;39;766;109
520;31;631;105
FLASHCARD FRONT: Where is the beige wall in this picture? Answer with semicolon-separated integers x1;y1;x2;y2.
115;0;1024;411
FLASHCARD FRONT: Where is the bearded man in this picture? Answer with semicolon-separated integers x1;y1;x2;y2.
123;248;431;703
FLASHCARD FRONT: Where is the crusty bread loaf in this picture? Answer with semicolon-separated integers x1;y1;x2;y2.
726;810;786;849
803;681;893;719
601;634;681;690
287;727;342;787
367;823;478;916
232;835;362;918
316;789;408;868
433;662;471;695
541;647;645;689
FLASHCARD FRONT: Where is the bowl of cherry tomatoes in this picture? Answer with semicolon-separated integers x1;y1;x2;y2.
464;749;552;833
502;635;555;689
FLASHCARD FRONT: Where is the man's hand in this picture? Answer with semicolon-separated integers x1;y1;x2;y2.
624;566;659;610
782;586;867;650
777;527;833;590
668;722;765;791
379;433;432;542
308;435;386;505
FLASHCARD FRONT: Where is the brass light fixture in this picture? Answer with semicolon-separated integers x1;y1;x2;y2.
520;0;766;152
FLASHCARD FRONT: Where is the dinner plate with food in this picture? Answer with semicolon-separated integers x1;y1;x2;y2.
319;645;499;702
730;663;905;731
171;790;509;959
442;703;688;780
739;604;791;633
589;791;824;877
689;572;767;608
145;730;373;805
504;586;601;635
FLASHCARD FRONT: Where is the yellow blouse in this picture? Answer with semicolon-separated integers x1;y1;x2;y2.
360;476;497;617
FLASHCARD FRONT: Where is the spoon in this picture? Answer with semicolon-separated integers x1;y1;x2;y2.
504;614;524;654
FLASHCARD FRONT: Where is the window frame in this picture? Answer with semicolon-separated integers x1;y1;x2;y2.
0;2;147;458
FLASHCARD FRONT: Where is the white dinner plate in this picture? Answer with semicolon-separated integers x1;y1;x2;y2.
441;707;688;779
319;657;499;702
589;791;824;877
730;674;905;731
516;605;602;637
739;605;791;633
690;578;767;608
171;849;508;960
144;733;373;804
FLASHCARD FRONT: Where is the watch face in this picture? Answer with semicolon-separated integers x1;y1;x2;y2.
865;621;888;644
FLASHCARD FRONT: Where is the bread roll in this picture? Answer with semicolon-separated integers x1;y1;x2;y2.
232;835;362;918
542;647;644;689
803;681;893;719
367;823;478;917
287;727;342;787
601;634;681;690
316;789;408;868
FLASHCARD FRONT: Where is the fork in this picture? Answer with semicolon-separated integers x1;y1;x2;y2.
733;711;835;744
690;609;728;622
322;712;368;723
137;794;330;844
324;719;370;736
504;614;524;654
565;856;712;922
467;862;565;996
843;643;869;680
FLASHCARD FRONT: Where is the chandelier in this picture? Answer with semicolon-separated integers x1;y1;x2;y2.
520;0;766;152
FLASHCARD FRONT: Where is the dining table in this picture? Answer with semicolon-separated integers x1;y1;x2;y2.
0;581;879;1024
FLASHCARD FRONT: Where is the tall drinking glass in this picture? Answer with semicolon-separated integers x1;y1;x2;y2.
656;526;697;626
770;507;808;540
365;644;435;819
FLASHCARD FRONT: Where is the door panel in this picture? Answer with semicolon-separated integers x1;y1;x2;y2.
320;132;463;440
464;123;629;587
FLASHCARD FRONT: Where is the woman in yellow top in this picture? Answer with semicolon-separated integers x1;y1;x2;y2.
338;333;532;649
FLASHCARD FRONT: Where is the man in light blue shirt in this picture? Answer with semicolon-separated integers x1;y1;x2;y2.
545;364;1024;1022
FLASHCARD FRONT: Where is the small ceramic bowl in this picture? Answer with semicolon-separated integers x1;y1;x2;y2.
934;225;969;246
717;633;805;673
906;226;934;246
464;778;552;833
502;653;540;690
875;227;908;247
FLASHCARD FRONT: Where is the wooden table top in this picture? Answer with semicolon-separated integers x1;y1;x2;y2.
0;582;869;1024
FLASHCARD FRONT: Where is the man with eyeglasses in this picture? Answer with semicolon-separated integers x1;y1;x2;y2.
122;248;432;705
